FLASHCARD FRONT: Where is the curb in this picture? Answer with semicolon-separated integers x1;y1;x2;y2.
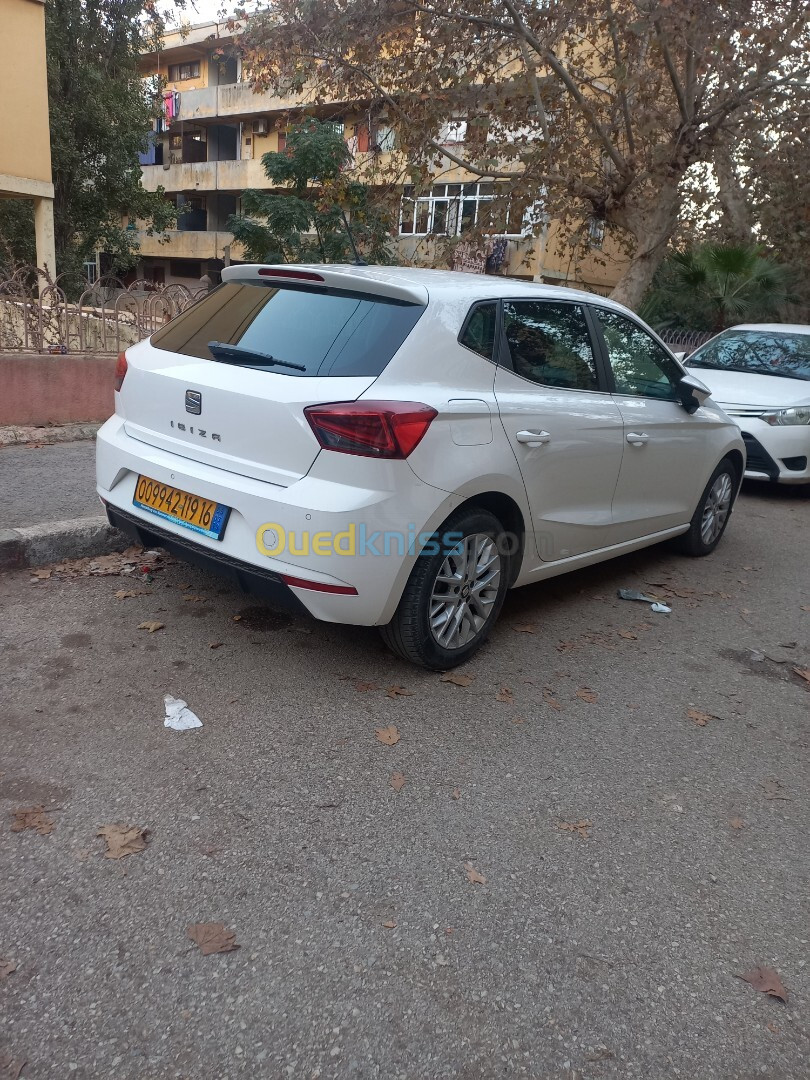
0;516;130;572
0;423;101;448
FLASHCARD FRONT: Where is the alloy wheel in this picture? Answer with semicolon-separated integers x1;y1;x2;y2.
700;471;733;546
428;533;502;650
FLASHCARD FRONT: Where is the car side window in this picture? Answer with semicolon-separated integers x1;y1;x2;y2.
594;308;682;400
459;303;497;360
502;301;599;391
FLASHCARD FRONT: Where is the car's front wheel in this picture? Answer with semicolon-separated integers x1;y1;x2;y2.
677;456;739;557
379;507;511;669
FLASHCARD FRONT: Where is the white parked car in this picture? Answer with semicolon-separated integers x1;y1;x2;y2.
686;324;810;484
97;265;744;668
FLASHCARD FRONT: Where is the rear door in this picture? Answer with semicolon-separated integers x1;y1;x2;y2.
494;299;624;561
590;306;711;539
120;278;426;488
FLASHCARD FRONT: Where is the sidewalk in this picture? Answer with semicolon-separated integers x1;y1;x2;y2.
0;433;129;569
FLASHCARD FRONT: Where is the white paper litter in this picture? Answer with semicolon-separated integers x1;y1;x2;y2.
163;694;202;731
650;602;672;613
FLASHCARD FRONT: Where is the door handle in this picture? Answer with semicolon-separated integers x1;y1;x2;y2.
626;431;649;446
516;429;551;446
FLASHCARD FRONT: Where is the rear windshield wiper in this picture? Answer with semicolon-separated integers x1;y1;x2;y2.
207;341;306;372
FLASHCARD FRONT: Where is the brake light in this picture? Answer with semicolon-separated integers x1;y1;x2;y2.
304;401;437;459
258;268;325;282
114;352;128;392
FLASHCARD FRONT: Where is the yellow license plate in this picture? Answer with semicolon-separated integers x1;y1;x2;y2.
133;475;230;541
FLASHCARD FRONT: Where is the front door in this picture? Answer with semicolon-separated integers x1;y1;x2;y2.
590;306;714;540
494;299;625;562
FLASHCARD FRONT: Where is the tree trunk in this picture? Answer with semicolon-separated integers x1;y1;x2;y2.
608;182;681;311
714;142;753;244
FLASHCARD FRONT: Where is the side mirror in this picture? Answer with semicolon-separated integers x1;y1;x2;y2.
678;373;711;414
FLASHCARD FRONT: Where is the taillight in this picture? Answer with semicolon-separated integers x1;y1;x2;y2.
114;352;128;392
304;401;437;459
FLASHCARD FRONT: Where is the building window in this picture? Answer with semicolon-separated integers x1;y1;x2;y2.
168;61;201;82
83;261;98;285
323;118;345;137
399;183;536;238
588;217;606;249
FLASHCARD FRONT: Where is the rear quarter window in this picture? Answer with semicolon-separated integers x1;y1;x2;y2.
150;280;425;377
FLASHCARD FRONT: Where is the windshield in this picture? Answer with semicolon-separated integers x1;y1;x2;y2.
688;329;810;382
150;280;425;377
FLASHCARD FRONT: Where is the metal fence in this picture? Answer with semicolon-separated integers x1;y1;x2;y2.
0;267;206;355
658;329;714;356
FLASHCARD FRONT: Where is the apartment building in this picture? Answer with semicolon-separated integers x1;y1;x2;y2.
1;0;55;293
135;21;626;292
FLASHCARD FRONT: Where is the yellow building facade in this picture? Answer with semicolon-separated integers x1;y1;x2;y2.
1;0;55;291
136;21;626;292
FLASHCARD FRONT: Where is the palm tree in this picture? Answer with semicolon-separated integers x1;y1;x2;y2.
641;244;796;332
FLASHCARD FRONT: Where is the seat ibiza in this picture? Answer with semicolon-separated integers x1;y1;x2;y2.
97;264;745;668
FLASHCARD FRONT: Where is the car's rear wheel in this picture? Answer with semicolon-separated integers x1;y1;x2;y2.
379;507;511;669
677;456;739;557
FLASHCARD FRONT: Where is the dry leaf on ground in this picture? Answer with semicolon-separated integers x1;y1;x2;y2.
97;824;149;860
209;642;224;649
385;685;414;698
729;816;746;830
381;919;397;929
761;778;791;801
575;688;598;703
30;568;52;580
10;805;54;835
465;862;486;885
451;787;461;800
137;621;164;633
0;958;18;980
559;819;592;839
114;588;148;600
354;680;376;692
512;623;536;634
792;666;810;685
495;687;514;704
440;672;474;686
687;708;718;726
187;923;240;956
0;1055;27;1080
617;630;637;640
390;771;406;792
737;966;788;1003
375;724;401;746
183;595;208;604
543;687;562;711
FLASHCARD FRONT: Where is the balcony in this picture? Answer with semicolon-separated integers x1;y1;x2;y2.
141;161;218;193
134;230;237;260
176;81;308;123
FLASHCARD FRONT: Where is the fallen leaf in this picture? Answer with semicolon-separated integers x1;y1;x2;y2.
232;614;242;622
137;620;164;633
465;862;486;885
761;778;791;801
557;640;579;652
542;687;562;711
375;724;400;745
353;680;376;692
381;919;397;929
729;816;745;830
183;595;208;603
792;666;810;685
766;1022;780;1034
617;630;637;640
512;716;527;724
687;708;718;726
558;819;592;839
30;568;52;580
209;642;224;649
512;623;536;634
801;605;810;612
737;966;788;1003
495;687;514;704
0;1055;27;1080
187;923;240;956
114;588;148;600
97;824;149;860
575;687;598;703
390;771;406;792
178;583;192;590
451;787;461;800
440;672;474;686
0;958;18;980
10;805;54;835
385;685;414;698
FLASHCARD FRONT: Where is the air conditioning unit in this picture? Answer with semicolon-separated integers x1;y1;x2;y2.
252;119;269;136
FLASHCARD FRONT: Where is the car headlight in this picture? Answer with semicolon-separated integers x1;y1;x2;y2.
760;407;810;426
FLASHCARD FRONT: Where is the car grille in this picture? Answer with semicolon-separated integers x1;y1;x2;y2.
741;432;779;479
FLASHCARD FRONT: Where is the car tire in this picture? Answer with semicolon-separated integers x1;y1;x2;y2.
379;506;512;669
677;456;739;557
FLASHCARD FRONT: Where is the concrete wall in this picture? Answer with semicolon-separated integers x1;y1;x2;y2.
0;0;52;195
0;354;116;426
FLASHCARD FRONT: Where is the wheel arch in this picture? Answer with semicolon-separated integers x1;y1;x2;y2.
452;490;527;586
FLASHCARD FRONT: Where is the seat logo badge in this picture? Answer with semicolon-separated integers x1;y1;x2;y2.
185;390;202;415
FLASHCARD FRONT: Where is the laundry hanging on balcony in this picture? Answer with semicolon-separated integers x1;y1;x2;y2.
161;90;180;122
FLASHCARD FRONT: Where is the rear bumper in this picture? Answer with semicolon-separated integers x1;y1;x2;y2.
105;503;309;615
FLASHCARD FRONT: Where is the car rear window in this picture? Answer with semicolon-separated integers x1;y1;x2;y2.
150;280;425;377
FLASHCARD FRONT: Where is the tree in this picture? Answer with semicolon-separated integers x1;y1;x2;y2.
235;0;810;309
0;0;176;286
641;243;796;332
227;118;396;263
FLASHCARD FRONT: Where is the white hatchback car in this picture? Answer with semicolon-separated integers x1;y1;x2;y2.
685;324;810;484
97;264;745;668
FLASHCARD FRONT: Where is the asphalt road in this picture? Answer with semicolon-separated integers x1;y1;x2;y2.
0;484;808;1079
0;441;100;529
